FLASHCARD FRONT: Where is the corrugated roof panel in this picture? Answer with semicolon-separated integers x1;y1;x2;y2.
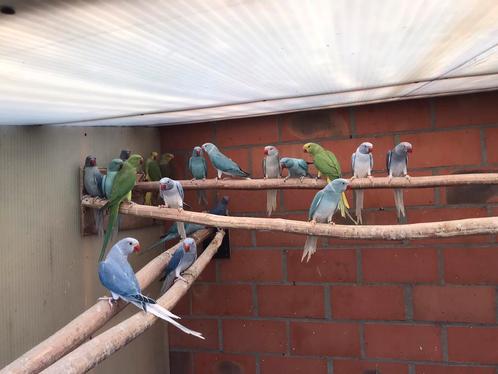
0;0;497;126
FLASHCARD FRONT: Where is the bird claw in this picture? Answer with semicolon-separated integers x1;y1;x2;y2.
310;219;317;226
98;296;116;308
299;176;305;183
328;221;336;225
158;204;168;209
368;175;374;181
174;275;189;284
388;175;393;183
405;174;411;182
350;175;357;181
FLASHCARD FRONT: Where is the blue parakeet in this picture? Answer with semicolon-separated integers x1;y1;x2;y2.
302;178;349;262
160;238;197;294
280;157;313;181
189;146;208;205
83;156;104;197
102;158;124;199
202;142;250;179
352;142;373;224
159;177;186;239
387;142;412;221
98;237;204;339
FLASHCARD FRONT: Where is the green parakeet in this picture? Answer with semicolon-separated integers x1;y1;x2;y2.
145;151;162;205
159;153;175;178
303;142;350;218
99;154;143;261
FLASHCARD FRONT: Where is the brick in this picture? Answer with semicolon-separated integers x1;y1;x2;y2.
448;327;498;364
486;127;498;164
355;99;431;135
414;234;493;246
197;260;216;282
364;324;441;361
363;187;435;209
222;190;267;214
261;356;327;374
255;219;308;247
183;189;217;212
362;248;438;283
193;352;256;374
280;108;351;141
401;129;482;168
169;151;189;180
334;360;409;374
192;284;253;316
172;291;190;315
413;286;495;323
332;286;405;320
220;250;282;282
408;207;488;224
258;285;325;318
287;249;357;283
291;321;360;357
170;351;193;374
216;116;279;147
416;365;495;374
169;318;219;350
223;319;286;353
444;247;498;284
160;122;213;151
362;209;400;225
282;189;320;212
435;91;498;128
218;147;251;175
229;229;253;247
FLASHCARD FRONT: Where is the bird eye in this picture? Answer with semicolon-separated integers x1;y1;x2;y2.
128;242;132;245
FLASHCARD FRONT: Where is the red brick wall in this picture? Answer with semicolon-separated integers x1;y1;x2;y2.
160;91;498;374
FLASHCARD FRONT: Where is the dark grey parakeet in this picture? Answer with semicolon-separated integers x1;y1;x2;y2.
387;142;412;221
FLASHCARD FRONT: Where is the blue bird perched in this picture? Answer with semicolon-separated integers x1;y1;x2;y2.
159;177;186;239
202;142;250;179
386;142;412;221
189;146;209;205
98;237;204;339
302;178;350;263
160;238;197;294
351;142;373;224
280;157;313;181
83;155;104;197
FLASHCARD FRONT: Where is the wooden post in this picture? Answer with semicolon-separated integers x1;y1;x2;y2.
0;229;213;374
41;231;225;374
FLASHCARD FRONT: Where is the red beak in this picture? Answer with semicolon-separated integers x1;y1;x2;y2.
133;244;141;253
196;150;200;155
407;148;413;153
346;185;351;190
184;243;190;252
264;149;268;155
91;159;96;166
160;184;167;191
368;146;373;153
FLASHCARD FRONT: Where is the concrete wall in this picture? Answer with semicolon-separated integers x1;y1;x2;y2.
0;126;167;372
160;91;498;374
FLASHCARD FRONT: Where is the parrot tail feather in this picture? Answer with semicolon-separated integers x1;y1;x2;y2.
196;190;208;206
144;192;153;206
94;209;104;237
394;189;406;219
160;273;176;295
266;189;278;216
177;222;187;240
302;236;318;263
142;302;204;339
355;190;364;225
99;204;119;261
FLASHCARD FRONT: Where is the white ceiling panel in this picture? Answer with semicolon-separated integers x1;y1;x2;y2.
0;0;497;126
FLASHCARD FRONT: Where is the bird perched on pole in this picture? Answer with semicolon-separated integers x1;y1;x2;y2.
160;238;197;294
159;177;186;239
302;178;349;262
263;145;280;216
280;157;313;181
387;142;412;222
351;142;374;224
189;146;208;205
84;155;105;236
102;159;124;200
99;154;143;261
303;142;350;219
98;237;204;339
145;151;162;205
119;149;131;161
202;142;250;179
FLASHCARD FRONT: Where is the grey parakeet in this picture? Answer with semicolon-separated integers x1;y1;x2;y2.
159;177;186;239
263;145;280;216
189;146;208;205
387;142;412;221
159;238;197;294
351;142;373;224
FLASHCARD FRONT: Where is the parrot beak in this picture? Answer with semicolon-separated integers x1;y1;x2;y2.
346;184;351;190
280;163;286;168
160;184;166;191
184;242;190;252
196;149;201;155
407;146;413;153
368;146;373;153
264;149;268;155
133;244;141;253
91;159;97;166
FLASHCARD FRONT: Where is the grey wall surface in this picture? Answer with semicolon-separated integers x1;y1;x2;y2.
0;126;168;372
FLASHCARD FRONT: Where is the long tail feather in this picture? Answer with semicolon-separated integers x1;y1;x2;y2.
266;189;278;216
177;222;187;239
355;190;364;225
144;192;153;205
100;204;119;261
394;189;406;219
196;190;208;206
160;273;176;295
94;209;104;237
136;302;204;339
302;236;318;263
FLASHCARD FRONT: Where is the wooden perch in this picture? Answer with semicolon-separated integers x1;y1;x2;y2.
41;231;225;374
81;197;498;240
134;173;498;191
1;229;213;374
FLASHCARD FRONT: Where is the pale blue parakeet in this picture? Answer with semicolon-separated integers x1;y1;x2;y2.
102;158;124;199
302;178;349;262
351;142;373;224
160;238;197;294
202;142;250;179
189;146;208;205
98;237;204;339
387;142;412;221
280;157;312;181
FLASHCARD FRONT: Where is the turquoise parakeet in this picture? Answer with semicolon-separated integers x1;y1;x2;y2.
102;158;124;199
99;154;143;261
302;178;349;262
189;146;208;205
303;142;350;218
202;142;250;179
145;151;162;205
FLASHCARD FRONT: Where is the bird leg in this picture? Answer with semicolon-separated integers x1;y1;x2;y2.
350;175;357;181
299;176;305;182
98;296;116;308
368;174;374;181
405;174;411;182
174;275;189;284
158;203;169;209
310;219;317;226
284;175;290;182
388;175;393;183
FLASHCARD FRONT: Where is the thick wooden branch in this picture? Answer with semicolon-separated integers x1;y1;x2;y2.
41;231;226;374
1;229;213;374
134;173;498;191
81;198;498;240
